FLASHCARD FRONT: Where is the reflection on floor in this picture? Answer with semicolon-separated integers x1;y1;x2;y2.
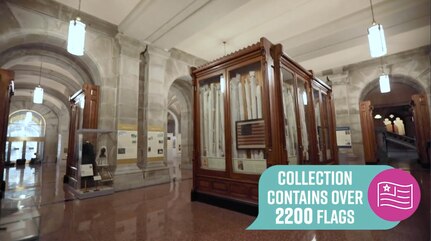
0;160;429;241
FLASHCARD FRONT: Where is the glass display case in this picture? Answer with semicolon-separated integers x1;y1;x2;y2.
199;73;226;171
229;61;267;175
71;129;115;198
192;38;337;212
280;67;299;164
64;84;113;199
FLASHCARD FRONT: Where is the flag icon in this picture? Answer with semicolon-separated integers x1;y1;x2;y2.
377;181;413;210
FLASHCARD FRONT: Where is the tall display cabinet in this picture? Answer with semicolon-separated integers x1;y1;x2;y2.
64;84;115;199
191;38;337;213
0;69;14;197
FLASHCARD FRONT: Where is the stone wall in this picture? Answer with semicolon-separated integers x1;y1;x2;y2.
0;0;119;165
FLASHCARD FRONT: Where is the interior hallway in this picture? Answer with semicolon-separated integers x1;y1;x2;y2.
0;161;429;241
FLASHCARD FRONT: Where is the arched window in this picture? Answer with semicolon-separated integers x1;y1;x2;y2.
7;110;46;137
6;110;46;163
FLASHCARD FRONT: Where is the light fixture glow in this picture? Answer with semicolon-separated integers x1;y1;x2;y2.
302;91;308;105
374;114;382;119
379;74;390;93
367;0;387;58
25;112;32;123
368;23;387;58
33;86;44;104
33;59;44;104
67;18;86;56
220;75;225;93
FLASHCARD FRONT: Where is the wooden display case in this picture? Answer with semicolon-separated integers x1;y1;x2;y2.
191;38;338;214
311;78;338;164
64;84;114;199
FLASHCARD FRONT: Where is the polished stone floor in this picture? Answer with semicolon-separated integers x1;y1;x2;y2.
0;159;429;241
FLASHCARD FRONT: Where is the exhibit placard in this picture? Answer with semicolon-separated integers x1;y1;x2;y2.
148;131;164;159
80;164;94;177
336;126;352;148
117;130;138;160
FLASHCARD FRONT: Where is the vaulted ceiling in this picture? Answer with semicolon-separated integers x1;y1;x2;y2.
1;0;429;114
54;0;430;73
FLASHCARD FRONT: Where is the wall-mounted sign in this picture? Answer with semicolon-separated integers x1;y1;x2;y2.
336;126;352;148
148;131;164;158
117;130;138;160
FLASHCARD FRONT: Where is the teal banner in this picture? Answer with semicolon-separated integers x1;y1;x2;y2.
247;165;410;230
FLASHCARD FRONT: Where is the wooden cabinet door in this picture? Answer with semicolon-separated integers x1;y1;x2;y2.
65;84;99;184
360;101;377;163
411;94;430;166
83;83;99;129
0;69;14;193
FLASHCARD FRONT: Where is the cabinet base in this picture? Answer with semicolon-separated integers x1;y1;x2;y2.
67;185;114;199
191;190;257;216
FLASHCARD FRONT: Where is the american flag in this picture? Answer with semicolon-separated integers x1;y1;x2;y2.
377;181;413;210
236;119;265;149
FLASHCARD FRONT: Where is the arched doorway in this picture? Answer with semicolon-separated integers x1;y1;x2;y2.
166;77;193;179
359;75;430;167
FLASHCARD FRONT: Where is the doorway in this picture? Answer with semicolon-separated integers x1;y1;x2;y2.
6;110;46;165
167;78;193;180
359;79;430;167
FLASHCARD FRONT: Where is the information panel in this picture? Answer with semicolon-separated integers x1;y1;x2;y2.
148;131;164;158
117;130;138;160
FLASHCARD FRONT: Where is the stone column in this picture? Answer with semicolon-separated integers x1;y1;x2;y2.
139;46;170;179
113;34;146;190
325;73;362;164
180;107;193;169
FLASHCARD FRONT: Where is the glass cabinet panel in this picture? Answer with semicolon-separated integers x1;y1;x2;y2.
10;141;23;162
296;76;310;163
313;88;324;162
229;62;266;174
199;74;226;171
280;68;299;164
25;141;37;160
321;92;334;161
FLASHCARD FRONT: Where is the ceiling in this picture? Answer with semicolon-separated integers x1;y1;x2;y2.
54;0;430;73
1;0;429;114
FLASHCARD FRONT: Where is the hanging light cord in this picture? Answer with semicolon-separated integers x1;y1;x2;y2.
223;41;226;55
76;0;82;22
38;59;43;87
369;0;376;23
380;57;385;74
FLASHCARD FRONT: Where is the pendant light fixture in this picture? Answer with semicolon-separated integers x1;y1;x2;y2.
374;114;382;119
379;58;390;93
367;0;387;58
67;0;86;56
379;74;390;93
33;59;44;104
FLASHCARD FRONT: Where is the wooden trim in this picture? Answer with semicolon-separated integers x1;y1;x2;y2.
193;42;262;73
411;94;431;166
360;101;377;163
7;137;45;142
0;69;14;192
82;83;99;129
66;84;100;184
